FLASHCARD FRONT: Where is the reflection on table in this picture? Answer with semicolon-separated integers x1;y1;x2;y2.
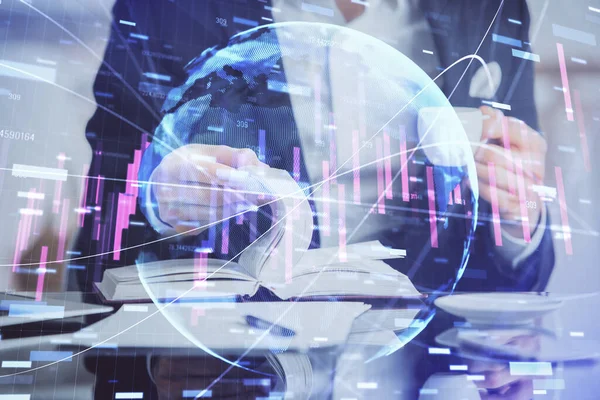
0;292;599;399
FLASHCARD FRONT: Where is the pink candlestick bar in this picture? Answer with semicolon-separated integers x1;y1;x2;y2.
79;164;90;227
95;222;101;242
236;212;244;225
358;77;367;142
400;127;409;202
375;137;385;214
488;162;503;246
352;130;361;204
514;159;531;243
554;167;573;255
328;113;337;184
573;90;591;172
95;175;103;205
314;75;322;144
12;212;26;273
194;251;208;289
556;43;574;121
292;146;302;220
113;146;144;261
53;154;66;214
285;217;293;284
221;187;230;255
338;184;347;262
112;194;131;261
383;131;393;200
249;211;258;243
57;199;70;261
321;161;331;237
12;190;37;272
425;167;438;248
293;147;301;182
33;181;45;236
35;246;49;301
221;222;230;254
453;184;462;205
501;117;516;196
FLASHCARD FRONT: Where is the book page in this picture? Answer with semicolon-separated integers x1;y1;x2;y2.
268;258;421;300
108;258;251;282
98;259;257;302
267;352;313;400
237;167;314;284
292;241;406;277
138;280;260;303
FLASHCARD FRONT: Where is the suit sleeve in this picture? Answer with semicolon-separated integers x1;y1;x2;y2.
72;1;194;290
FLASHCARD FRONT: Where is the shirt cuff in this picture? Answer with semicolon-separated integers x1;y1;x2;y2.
492;205;547;269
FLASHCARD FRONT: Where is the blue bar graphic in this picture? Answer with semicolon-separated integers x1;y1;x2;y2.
509;362;552;376
492;33;522;47
8;304;64;317
233;16;258;27
142;72;171;82
29;351;72;362
182;390;211;398
130;33;149;41
258;129;266;162
512;49;540;62
533;379;565;390
115;393;144;399
94;91;114;98
119;20;136;27
301;2;334;17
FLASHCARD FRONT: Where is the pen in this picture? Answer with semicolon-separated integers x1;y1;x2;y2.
244;315;296;337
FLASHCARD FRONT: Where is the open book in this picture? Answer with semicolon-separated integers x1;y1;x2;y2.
96;167;422;302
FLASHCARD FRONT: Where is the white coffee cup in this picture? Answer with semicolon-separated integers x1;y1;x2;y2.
417;106;483;167
453;107;484;143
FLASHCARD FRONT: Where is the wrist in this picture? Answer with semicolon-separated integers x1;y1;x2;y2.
501;206;542;240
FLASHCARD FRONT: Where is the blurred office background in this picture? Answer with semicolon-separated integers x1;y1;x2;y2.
528;1;600;294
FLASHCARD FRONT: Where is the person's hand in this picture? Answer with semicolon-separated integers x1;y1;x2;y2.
470;106;547;239
465;332;540;399
469;359;534;400
151;144;270;235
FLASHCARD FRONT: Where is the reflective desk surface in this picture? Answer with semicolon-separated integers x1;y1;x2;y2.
0;292;599;400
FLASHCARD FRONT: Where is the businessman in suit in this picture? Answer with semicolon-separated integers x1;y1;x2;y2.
73;0;554;297
62;1;557;398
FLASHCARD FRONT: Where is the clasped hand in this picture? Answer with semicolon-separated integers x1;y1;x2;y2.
150;144;270;235
468;106;547;239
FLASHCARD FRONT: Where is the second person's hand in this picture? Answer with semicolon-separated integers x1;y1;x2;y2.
150;144;270;236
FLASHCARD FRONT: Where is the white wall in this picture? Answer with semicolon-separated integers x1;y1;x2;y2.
0;0;115;290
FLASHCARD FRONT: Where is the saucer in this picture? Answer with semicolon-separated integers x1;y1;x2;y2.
434;293;563;326
435;327;600;362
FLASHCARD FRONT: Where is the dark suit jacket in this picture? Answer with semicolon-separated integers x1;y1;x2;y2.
72;0;554;294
